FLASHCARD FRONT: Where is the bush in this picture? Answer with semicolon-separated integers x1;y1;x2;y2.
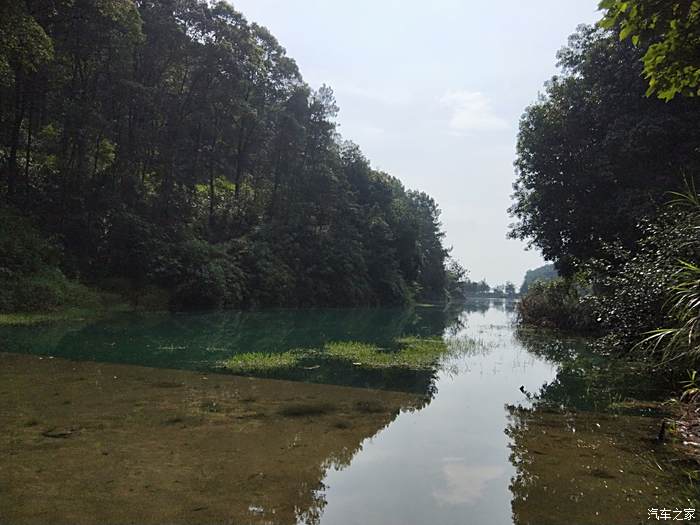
631;188;700;363
150;239;247;310
0;207;61;279
517;184;700;361
642;261;700;364
517;278;597;332
587;206;699;350
0;207;105;313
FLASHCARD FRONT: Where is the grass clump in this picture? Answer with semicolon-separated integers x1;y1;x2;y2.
0;304;129;326
225;351;305;373
223;337;449;377
325;337;447;370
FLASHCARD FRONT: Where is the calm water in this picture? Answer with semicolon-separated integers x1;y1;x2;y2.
1;299;698;524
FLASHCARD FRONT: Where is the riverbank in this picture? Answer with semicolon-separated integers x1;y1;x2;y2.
2;301;698;524
0;352;418;525
517;321;700;473
0;304;129;326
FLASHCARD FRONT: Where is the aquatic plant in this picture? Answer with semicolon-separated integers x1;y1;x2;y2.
224;337;449;375
225;351;305;373
325;338;447;370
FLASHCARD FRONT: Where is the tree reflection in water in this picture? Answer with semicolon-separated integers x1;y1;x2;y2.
505;330;698;525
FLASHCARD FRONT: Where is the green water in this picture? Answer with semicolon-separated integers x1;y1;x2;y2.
0;304;467;394
1;299;698;524
0;305;458;369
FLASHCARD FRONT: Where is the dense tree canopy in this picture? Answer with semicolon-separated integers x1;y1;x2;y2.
512;24;700;361
0;0;450;311
599;0;700;100
509;25;700;274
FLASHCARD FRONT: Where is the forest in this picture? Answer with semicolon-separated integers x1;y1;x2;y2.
0;0;453;313
1;2;699;522
511;1;700;364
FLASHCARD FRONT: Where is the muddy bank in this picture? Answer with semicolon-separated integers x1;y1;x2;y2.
0;352;418;525
506;407;699;525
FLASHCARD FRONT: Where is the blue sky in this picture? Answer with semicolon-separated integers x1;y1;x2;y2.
232;0;601;285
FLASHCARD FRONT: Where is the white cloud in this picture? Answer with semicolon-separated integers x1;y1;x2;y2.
433;462;504;506
439;90;508;132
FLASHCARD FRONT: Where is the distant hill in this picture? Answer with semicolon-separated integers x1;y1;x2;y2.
520;264;558;294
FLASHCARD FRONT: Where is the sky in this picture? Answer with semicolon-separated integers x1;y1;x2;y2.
231;0;601;285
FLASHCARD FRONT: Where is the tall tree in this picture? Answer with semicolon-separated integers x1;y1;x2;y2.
509;25;700;274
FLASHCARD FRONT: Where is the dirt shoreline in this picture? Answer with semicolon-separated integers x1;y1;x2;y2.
0;352;418;525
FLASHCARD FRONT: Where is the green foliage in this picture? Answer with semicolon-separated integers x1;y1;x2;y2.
680;370;700;402
517;278;597;332
463;279;491;295
0;1;450;311
632;187;700;363
517;188;698;356
225;337;448;374
0;207;59;278
652;261;700;362
152;240;247;311
599;0;700;100
444;258;468;301
225;351;304;373
586;206;698;349
0;1;53;83
325;338;447;369
0;207;107;313
509;25;700;272
510;22;700;367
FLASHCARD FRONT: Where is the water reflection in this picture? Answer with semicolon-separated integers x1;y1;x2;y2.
0;352;420;525
0;306;465;396
0;306;456;368
513;328;670;411
505;329;699;524
314;302;697;525
1;300;697;525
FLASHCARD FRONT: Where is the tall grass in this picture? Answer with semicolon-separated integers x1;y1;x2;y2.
637;180;700;364
640;260;700;363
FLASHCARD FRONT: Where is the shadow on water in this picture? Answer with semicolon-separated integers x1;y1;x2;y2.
0;305;464;396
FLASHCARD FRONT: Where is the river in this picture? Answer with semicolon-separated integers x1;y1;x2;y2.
0;299;697;524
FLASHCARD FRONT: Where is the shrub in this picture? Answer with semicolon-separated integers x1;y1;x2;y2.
151;239;247;310
517;277;597;332
587;201;699;351
0;207;104;313
641;261;700;364
0;207;61;279
633;186;700;363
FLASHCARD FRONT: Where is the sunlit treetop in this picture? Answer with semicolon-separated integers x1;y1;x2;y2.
598;0;700;101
